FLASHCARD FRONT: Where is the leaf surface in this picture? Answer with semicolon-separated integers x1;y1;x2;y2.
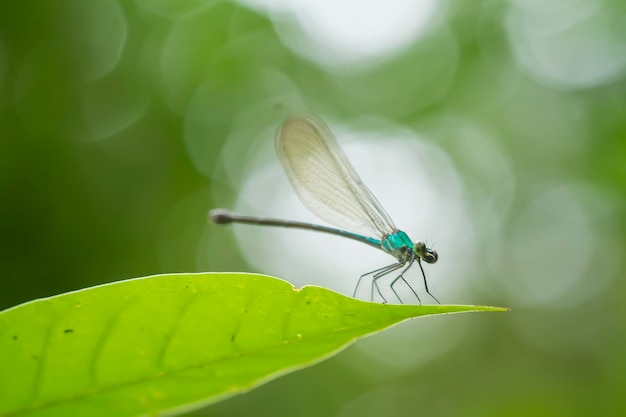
0;273;507;417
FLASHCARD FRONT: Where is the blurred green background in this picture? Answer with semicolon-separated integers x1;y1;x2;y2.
1;0;625;416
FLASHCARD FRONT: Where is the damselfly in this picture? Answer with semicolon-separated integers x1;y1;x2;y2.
210;114;440;304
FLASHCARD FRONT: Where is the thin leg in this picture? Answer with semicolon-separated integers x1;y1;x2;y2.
371;263;405;303
354;263;399;297
354;262;403;302
417;259;441;304
390;260;422;304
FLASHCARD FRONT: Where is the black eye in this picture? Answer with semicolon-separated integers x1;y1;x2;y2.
424;249;438;264
415;242;438;264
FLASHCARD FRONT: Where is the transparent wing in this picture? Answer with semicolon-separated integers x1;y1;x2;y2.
275;113;397;238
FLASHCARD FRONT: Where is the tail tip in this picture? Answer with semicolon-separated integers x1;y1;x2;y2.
209;209;233;224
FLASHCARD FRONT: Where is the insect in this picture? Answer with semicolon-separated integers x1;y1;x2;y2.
210;114;439;304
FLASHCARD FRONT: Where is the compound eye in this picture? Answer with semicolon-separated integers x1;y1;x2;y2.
414;242;438;264
424;249;438;264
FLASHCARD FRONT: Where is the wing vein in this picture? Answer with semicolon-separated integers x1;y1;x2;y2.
275;114;396;238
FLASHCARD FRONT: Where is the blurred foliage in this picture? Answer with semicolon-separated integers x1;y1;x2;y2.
0;0;624;416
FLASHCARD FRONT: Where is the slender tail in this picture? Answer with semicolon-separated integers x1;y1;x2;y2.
208;209;381;250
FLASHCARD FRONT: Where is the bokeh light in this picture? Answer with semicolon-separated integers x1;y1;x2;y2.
240;0;441;69
506;0;626;89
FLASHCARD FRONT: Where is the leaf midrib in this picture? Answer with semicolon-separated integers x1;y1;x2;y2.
8;310;423;416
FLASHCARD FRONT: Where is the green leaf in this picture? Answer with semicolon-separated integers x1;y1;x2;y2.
0;273;507;417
